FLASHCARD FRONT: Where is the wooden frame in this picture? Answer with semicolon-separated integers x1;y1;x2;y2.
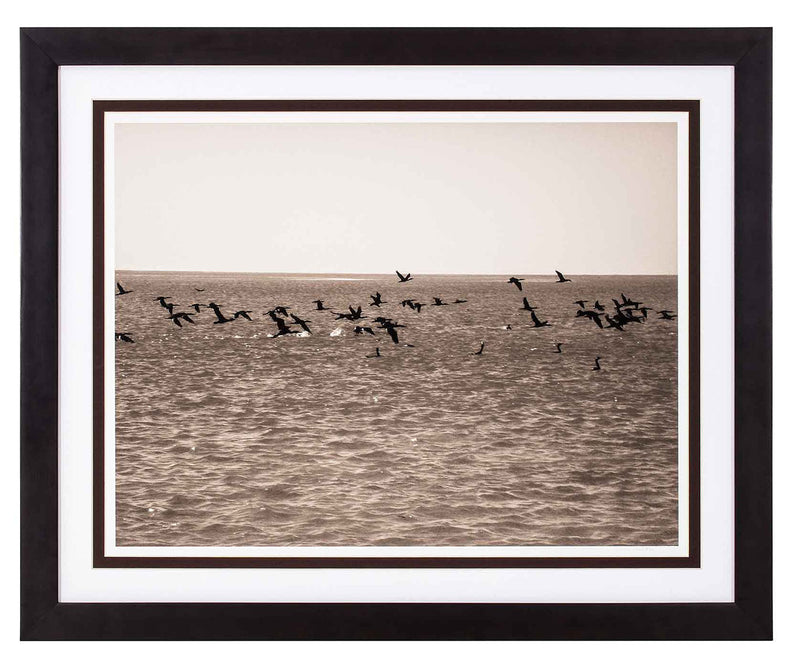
20;28;771;639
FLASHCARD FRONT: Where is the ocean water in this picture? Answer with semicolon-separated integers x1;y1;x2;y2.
114;272;678;547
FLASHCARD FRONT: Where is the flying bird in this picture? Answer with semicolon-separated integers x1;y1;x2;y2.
576;309;604;329
208;302;234;324
507;277;524;291
530;310;551;328
396;271;413;283
369;292;385;307
605;314;626;332
453;298;467;304
553;342;563;354
519;297;536;311
658;310;677;320
116;282;132;296
115;332;134;343
574;300;588;309
474;341;485;356
154;296;172;309
594;300;605;311
593;356;602;371
354;326;375;336
555;270;572;283
312;299;330;311
290;314;312;333
432;297;448;306
169;312;196;327
233;310;253;321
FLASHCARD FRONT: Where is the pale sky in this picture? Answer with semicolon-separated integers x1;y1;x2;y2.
115;121;677;274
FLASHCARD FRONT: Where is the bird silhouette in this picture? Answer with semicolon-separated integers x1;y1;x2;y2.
115;332;134;343
507;277;524;291
474;341;485;355
396;271;413;283
411;302;425;313
574;300;588;309
154;296;172;309
594;300;605;311
519;297;536;311
369;292;385;307
555;270;572;283
312;299;330;311
553;342;563;354
453;298;467;304
189;303;205;313
169;312;196;327
233;310;253;321
432;297;448;306
530;310;551;328
658;310;677;320
290;314;312;333
116;282;132;296
382;320;405;344
354;325;375;336
266;313;297;337
194;287;205;292
208;302;234;324
576;309;604;329
605;314;625;332
593;356;602;371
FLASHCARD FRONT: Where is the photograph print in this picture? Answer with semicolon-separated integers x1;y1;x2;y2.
99;101;697;567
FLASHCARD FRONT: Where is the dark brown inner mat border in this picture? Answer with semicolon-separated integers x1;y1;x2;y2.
93;99;700;569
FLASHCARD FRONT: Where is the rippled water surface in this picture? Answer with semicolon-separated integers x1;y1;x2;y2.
115;272;678;547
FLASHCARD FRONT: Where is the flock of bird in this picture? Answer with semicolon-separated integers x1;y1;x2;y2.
115;269;676;370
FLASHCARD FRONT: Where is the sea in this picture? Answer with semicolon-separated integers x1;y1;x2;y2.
114;272;679;547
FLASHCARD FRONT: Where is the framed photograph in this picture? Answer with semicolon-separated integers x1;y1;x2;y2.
20;28;772;639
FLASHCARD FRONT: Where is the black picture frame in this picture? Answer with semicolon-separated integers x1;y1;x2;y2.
20;28;772;640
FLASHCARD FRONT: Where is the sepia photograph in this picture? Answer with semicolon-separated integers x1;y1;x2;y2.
107;107;689;555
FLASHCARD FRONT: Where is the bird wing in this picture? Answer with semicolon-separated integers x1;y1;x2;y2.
556;270;565;280
387;327;399;344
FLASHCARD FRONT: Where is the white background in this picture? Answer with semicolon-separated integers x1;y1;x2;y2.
0;0;796;660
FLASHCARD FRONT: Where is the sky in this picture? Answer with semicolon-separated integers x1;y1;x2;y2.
114;120;677;274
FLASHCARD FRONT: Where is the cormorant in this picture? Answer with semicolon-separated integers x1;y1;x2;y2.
530;310;551;328
474;341;485;355
208;302;234;324
555;270;572;283
396;271;413;283
507;277;524;291
290;314;312;333
116;282;132;296
169;312;196;327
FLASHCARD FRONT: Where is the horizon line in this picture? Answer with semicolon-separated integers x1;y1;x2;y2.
116;268;678;277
